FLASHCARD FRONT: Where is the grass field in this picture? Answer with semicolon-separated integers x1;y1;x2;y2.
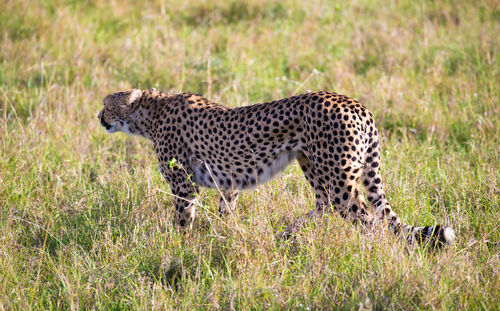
1;0;499;309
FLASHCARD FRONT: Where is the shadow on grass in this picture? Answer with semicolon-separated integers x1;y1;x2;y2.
172;2;296;27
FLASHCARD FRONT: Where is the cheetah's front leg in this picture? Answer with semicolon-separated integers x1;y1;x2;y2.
159;161;200;230
173;195;199;229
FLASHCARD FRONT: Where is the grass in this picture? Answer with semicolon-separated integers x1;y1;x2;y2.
0;0;499;309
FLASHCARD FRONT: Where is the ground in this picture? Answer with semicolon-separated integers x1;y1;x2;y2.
0;0;499;309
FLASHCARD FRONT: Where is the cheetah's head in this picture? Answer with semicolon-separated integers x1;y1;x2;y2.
97;89;142;134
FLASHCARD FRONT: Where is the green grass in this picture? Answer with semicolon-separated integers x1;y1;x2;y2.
1;0;499;309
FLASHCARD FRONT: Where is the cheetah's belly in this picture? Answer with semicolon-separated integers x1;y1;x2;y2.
192;151;298;190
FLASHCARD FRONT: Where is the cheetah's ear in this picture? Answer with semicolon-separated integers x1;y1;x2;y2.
119;89;142;110
128;89;142;106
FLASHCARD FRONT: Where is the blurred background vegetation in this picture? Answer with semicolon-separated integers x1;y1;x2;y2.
0;0;498;309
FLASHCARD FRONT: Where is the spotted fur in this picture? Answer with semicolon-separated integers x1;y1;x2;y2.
98;89;455;247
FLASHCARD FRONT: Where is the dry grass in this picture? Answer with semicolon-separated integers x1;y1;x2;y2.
0;0;499;309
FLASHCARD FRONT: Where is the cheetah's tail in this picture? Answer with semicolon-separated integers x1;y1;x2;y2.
359;114;455;248
399;224;456;248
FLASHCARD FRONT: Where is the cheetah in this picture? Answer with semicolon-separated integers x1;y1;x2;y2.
98;89;455;247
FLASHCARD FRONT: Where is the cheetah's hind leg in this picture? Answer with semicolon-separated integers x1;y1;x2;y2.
219;189;240;216
277;154;373;239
